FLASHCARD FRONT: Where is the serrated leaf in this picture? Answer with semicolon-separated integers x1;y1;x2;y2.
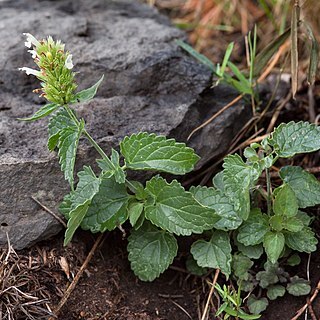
223;155;261;220
237;209;269;246
287;276;311;296
256;269;278;289
48;108;76;151
247;295;268;315
97;149;126;184
63;167;100;245
273;184;298;217
144;176;219;236
269;215;283;232
186;255;207;276
279;166;320;208
128;201;144;227
18;103;59;121
268;121;320;158
191;231;232;277
120;132;200;175
212;171;225;191
267;285;286;300
190;186;242;230
235;240;263;259
81;176;129;233
232;254;253;281
285;227;318;253
263;231;285;264
127;222;178;281
58;121;84;187
283;216;304;232
296;210;312;226
72;75;104;103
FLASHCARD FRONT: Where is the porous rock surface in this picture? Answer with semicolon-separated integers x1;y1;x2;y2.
0;0;250;249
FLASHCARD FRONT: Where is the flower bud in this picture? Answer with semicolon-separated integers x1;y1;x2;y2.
19;33;77;105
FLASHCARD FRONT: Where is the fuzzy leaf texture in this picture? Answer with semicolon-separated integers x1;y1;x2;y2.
285;227;318;253
48;108;76;150
279;166;320;208
191;231;232;277
287;276;311;296
72;75;104;103
247;296;268;315
237;209;270;246
62;167;100;245
58;120;84;187
120;132;200;175
263;231;285;264
81;176;129;233
18;103;59;122
267;121;320;158
222;154;261;220
273;184;298;217
127;222;178;281
144;176;219;236
190;186;242;230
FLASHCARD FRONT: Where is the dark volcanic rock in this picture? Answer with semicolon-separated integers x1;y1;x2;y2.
0;0;250;249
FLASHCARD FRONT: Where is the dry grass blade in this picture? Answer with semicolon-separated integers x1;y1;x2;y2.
0;236;54;319
291;0;300;99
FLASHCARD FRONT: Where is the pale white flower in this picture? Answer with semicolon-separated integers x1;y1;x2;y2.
18;67;41;77
23;33;40;49
65;54;74;70
27;50;37;59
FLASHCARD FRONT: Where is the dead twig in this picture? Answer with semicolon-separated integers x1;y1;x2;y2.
31;196;67;228
291;279;320;320
51;233;105;318
201;268;220;320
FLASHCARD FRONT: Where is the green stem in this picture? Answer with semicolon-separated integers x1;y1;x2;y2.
266;168;272;216
63;105;137;192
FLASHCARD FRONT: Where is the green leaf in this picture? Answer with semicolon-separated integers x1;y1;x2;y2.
97;149;126;184
120;132;200;175
287;276;311;296
227;61;252;95
256;269;278;289
186;255;207;276
287;254;301;266
267;285;286;300
273;184;298;217
128;201;144;227
18;103;59;121
127;222;178;281
72;75;104;103
285;227;318;253
212;171;225;191
144;176;219;236
191;231;232;277
190;186;242;230
303;21;319;86
48;108;76;151
263;231;285;264
232;254;253;281
235;240;263;259
237;209;269;246
63;167;100;245
279;166;320;208
81;176;129;232
254;28;290;77
58;120;84;187
268;121;320;158
176;39;216;72
296;210;312;226
223;155;261;220
247;295;268;315
283;216;304;232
